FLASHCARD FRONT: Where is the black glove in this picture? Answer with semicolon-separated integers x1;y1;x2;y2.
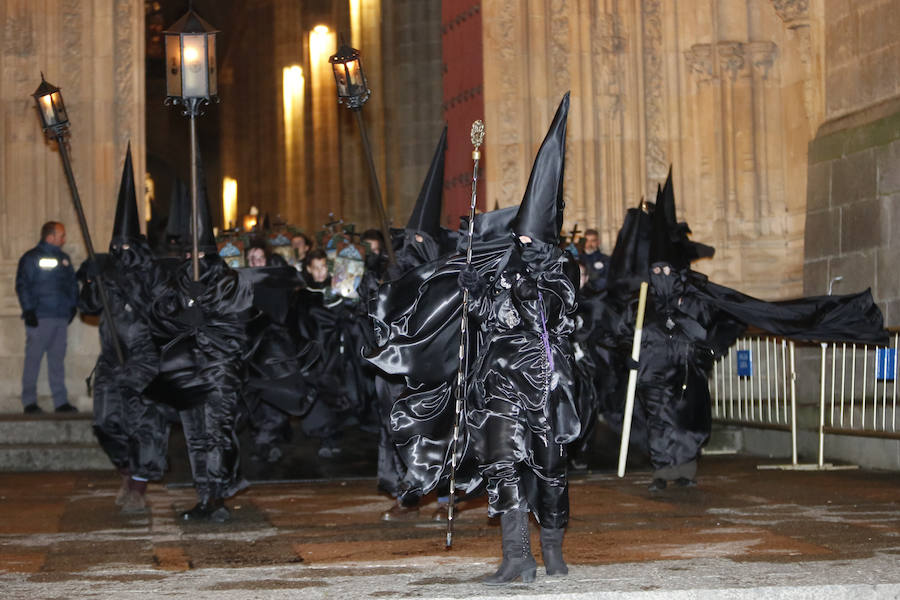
458;265;484;296
23;311;38;328
625;356;640;370
83;258;100;278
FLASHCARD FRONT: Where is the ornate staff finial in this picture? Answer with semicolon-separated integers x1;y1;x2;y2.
471;120;485;159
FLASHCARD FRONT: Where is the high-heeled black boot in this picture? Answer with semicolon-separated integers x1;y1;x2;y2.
482;508;537;585
540;526;568;576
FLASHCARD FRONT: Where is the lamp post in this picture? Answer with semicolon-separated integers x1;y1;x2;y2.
163;5;219;281
32;74;125;365
329;37;395;265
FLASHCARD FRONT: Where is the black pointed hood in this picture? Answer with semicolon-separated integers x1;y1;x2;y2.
608;199;655;297
180;150;217;253
111;143;142;246
406;125;446;238
510;93;569;245
648;193;681;268
457;206;518;251
651;166;715;268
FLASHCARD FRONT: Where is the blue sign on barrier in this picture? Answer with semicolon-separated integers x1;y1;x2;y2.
737;349;752;377
876;348;896;381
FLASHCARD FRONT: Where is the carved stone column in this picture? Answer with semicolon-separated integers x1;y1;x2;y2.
0;0;145;411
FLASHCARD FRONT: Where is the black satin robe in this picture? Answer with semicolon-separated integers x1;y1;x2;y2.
78;247;171;480
371;230;442;496
149;256;252;502
368;239;579;528
624;267;888;475
466;245;579;527
240;266;319;456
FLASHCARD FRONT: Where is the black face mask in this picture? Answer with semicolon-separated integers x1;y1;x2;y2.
649;262;685;310
110;239;152;271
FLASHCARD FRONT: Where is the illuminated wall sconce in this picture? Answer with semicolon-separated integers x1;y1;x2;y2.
223;177;238;229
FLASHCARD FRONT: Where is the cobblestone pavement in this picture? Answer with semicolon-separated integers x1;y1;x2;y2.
2;456;900;599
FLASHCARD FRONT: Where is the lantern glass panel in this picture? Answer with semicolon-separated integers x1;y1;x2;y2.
164;33;183;97
37;93;57;127
51;91;68;124
207;35;217;96
181;34;209;98
346;58;363;91
333;63;349;97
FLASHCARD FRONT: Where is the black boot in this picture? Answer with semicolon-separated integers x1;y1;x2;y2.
181;498;230;522
540;526;568;576
181;501;213;521
482;509;537;585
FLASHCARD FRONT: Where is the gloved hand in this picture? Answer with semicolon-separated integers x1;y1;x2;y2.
457;264;484;296
83;258;100;278
625;356;640;371
23;311;38;328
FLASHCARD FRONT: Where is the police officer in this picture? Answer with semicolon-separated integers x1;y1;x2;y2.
15;221;79;414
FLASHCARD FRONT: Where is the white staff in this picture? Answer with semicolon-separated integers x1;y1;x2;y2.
618;281;649;477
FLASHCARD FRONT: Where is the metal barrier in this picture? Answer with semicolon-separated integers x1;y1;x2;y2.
818;333;900;464
711;333;900;469
711;337;798;464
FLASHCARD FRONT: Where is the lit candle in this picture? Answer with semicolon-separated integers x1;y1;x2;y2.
181;36;208;97
39;94;55;125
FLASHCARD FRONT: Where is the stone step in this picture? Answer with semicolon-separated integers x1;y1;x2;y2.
0;414;109;471
0;414;96;444
0;442;110;471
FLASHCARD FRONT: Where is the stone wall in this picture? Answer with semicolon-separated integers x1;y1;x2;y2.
804;104;900;325
803;0;900;326
824;0;900;121
0;0;145;412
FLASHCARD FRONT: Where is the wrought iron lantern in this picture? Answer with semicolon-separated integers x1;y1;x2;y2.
164;8;219;110
32;74;69;136
329;38;370;110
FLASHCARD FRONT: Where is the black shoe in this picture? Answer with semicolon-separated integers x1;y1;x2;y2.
54;403;78;413
23;404;43;415
674;477;697;488
182;499;229;523
181;502;214;521
648;478;667;492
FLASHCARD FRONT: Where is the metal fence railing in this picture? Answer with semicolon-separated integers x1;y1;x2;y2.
710;333;900;469
818;333;900;463
711;337;798;464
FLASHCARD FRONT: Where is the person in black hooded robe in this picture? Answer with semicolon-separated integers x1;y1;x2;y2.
79;145;170;513
369;94;580;585
619;170;886;490
240;237;318;464
149;173;252;522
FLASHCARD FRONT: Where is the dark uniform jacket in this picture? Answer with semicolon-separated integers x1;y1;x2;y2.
16;240;78;320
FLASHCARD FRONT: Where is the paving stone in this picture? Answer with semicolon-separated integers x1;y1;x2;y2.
2;461;900;598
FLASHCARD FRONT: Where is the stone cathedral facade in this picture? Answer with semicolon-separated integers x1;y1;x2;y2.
0;0;897;409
